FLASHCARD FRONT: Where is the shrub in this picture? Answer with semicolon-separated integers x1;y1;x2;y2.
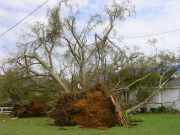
150;106;179;113
140;107;147;113
12;100;48;117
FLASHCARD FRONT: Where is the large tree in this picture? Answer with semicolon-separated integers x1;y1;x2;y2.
13;1;131;94
5;0;176;115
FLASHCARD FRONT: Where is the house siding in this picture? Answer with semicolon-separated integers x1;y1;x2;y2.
146;89;180;111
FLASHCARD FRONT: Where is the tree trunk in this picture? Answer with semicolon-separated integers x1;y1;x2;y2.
79;66;86;90
50;72;70;93
110;95;128;127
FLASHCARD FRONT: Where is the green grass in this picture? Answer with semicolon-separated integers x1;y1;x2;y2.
0;114;180;135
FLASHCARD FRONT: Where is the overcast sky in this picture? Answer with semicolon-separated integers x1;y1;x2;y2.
0;0;180;60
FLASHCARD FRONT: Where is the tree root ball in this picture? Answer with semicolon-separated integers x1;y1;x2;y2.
49;84;118;128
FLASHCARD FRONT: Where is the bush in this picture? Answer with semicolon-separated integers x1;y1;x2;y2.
140;107;147;113
12;100;48;117
150;106;179;113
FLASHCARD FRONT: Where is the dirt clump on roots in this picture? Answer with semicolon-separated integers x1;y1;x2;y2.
73;89;116;128
50;84;118;128
49;92;86;126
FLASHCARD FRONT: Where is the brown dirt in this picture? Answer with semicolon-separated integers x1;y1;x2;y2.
50;84;119;128
73;90;117;128
49;92;86;126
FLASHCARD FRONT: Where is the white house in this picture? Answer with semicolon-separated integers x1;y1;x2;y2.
146;77;180;111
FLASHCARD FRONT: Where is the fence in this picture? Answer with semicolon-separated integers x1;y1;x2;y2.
0;107;13;114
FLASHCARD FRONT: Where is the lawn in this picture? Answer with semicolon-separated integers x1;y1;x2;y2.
0;114;180;135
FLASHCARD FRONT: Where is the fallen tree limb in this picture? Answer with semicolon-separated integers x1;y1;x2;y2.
126;72;175;114
126;90;158;114
112;73;152;93
110;95;128;127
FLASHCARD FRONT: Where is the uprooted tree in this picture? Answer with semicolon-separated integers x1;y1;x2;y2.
7;1;133;127
3;0;177;128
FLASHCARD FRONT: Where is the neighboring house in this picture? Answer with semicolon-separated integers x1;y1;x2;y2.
143;64;180;111
146;77;180;111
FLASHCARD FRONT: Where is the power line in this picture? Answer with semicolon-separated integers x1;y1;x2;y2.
1;0;180;41
124;28;180;39
0;0;49;38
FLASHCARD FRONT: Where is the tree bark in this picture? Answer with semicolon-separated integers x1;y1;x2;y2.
110;95;128;127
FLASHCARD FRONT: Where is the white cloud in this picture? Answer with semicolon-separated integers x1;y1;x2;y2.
1;0;89;8
0;0;180;60
110;0;180;55
0;0;89;59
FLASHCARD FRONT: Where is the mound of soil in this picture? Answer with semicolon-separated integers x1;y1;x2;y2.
50;84;121;128
73;90;116;128
49;93;86;126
